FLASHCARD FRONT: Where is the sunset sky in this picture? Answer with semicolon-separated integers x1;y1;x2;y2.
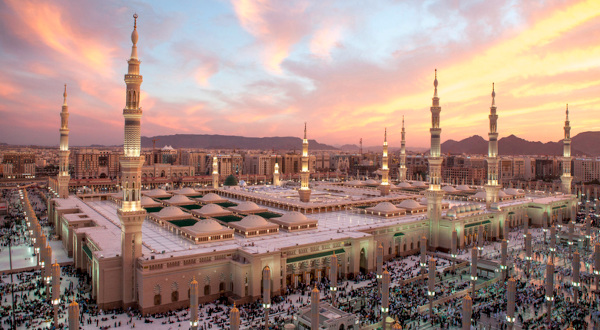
0;0;599;148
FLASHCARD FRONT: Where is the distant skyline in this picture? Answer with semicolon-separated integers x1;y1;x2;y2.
0;0;598;148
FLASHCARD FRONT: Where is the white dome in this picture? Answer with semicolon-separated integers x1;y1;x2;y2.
141;196;157;206
498;190;508;197
344;180;364;186
458;206;466;213
238;215;269;227
412;181;427;187
167;194;193;204
442;186;458;192
175;187;198;195
419;197;428;205
156;206;188;218
276;211;308;224
189;219;224;234
199;203;225;213
144;188;169;196
456;185;471;191
474;191;487;199
200;193;223;202
397;182;412;188
370;202;400;212
235;201;261;211
398;199;421;209
365;179;379;185
504;188;520;195
447;210;456;217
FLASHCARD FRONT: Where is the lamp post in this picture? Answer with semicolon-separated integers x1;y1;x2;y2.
501;239;508;282
230;303;240;330
7;224;17;330
420;235;427;285
471;247;477;298
190;277;198;330
330;253;338;307
462;294;472;330
52;262;61;327
545;260;554;327
381;269;390;330
451;229;457;271
427;257;435;320
376;242;383;290
311;287;319;330
572;251;580;305
262;266;271;329
525;232;532;277
506;277;516;330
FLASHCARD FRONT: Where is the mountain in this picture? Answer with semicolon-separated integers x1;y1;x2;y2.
440;133;591;156
140;134;338;150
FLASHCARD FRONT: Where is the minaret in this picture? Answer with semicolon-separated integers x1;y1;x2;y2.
398;116;407;182
561;104;572;194
57;84;70;199
426;69;445;249
117;13;146;309
273;162;280;186
212;156;219;189
299;122;311;202
379;128;390;196
484;83;500;208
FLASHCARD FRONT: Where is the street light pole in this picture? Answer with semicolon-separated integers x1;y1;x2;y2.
8;226;17;330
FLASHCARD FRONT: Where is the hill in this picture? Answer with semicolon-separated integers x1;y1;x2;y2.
440;132;594;156
141;134;338;150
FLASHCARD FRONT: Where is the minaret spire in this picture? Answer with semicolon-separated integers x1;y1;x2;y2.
426;69;444;249
56;84;70;198
299;122;311;202
380;127;390;195
399;115;407;182
485;83;500;208
561;103;572;194
63;84;67;106
118;13;146;309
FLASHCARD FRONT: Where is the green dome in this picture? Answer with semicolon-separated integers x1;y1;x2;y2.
224;174;238;186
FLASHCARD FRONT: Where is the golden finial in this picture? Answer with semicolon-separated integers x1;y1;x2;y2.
433;69;438;97
304;122;307;139
133;13;138;28
384;128;387;142
63;84;67;106
566;104;569;120
491;82;495;106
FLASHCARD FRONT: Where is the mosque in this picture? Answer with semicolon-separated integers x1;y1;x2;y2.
46;15;576;314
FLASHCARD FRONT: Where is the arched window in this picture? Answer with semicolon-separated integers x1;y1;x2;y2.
154;294;161;305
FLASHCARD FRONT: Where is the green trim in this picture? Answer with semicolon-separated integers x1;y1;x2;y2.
255;212;281;219
144;206;164;213
82;245;92;259
354;205;371;209
393;232;405;237
214;215;243;223
168;219;198;227
286;248;345;264
180;204;202;210
187;195;203;198
464;220;492;229
508;212;515;215
552;205;566;210
216;202;237;208
155;196;172;200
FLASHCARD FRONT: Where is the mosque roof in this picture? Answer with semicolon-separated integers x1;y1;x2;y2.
155;206;188;218
398;199;423;209
188;219;225;234
397;182;412;188
199;193;225;202
167;194;193;204
368;202;401;213
442;185;458;192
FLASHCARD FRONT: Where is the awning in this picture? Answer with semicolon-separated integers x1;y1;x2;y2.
286;248;345;264
464;220;492;229
82;245;93;259
393;232;405;237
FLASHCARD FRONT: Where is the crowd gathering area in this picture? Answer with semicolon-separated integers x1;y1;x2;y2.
0;186;599;330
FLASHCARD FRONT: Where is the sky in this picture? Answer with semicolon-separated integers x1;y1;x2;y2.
0;0;599;148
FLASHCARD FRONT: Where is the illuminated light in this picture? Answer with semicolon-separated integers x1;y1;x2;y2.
381;307;389;313
52;298;61;305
